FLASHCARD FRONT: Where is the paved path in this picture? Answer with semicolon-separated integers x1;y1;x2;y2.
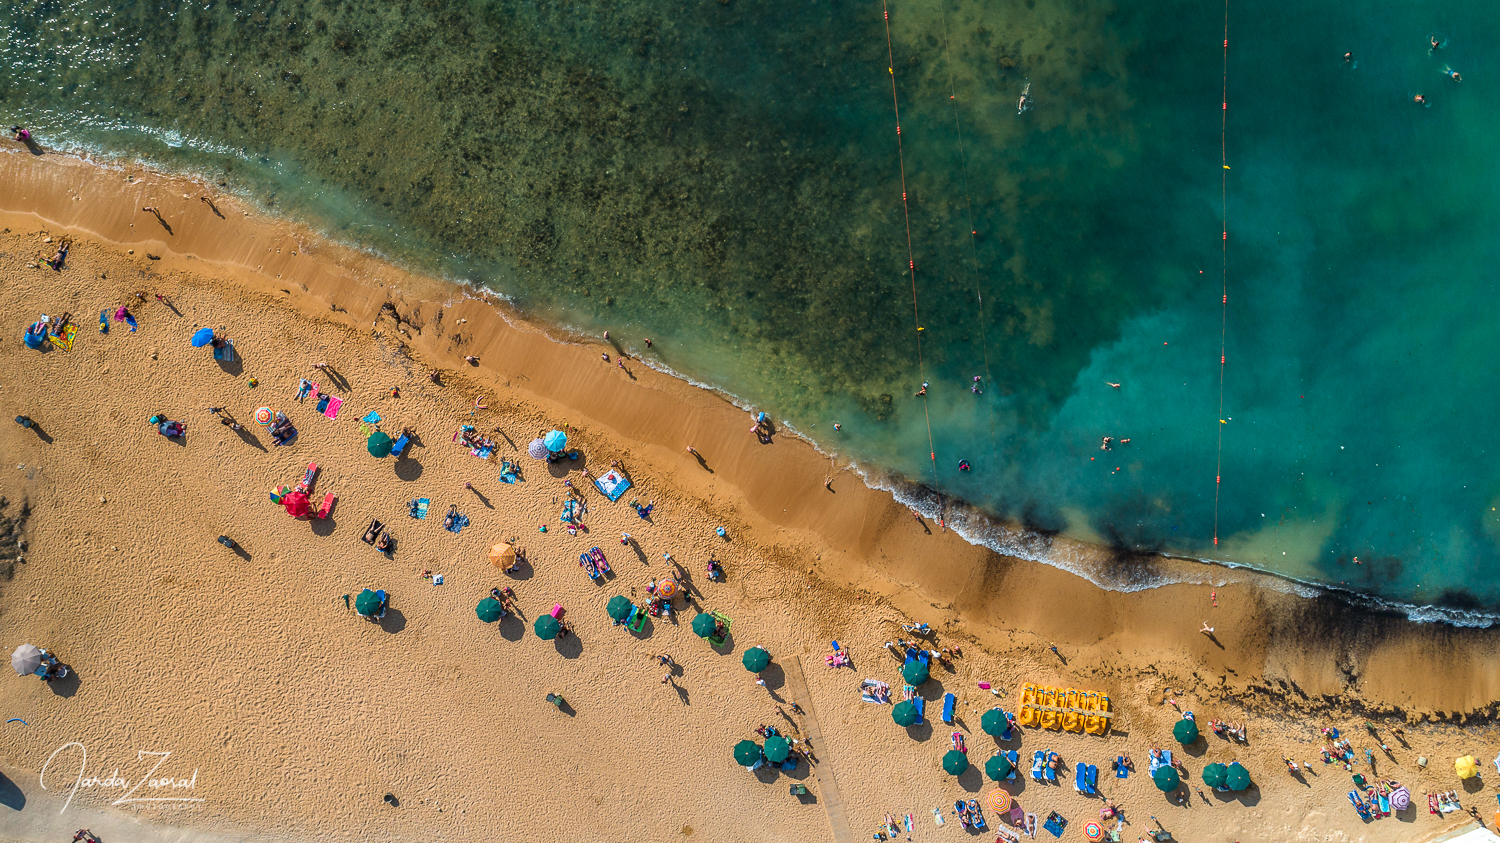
784;655;855;843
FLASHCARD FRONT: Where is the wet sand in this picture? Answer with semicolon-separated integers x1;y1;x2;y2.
0;148;1496;843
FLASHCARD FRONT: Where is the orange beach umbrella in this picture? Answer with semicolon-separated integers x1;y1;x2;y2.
656;578;678;598
987;788;1011;812
488;543;516;566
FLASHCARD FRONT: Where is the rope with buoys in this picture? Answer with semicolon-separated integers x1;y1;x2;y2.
1213;0;1230;547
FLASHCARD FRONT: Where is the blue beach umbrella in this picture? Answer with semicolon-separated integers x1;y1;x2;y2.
544;430;567;452
191;328;216;347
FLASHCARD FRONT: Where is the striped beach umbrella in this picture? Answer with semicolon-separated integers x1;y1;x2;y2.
986;788;1011;812
1084;821;1105;841
656;578;678;599
255;407;274;426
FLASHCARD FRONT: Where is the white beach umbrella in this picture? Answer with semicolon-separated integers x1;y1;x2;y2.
11;644;42;676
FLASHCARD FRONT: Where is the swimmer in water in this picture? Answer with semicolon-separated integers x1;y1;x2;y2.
1430;35;1445;54
1444;67;1461;82
1017;82;1031;114
1414;94;1429;107
958;460;971;471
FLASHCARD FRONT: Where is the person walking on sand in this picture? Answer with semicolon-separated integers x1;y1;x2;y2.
686;445;699;456
1201;622;1214;635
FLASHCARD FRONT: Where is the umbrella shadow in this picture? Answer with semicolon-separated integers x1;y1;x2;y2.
48;666;80;698
546;454;587;478
310;515;339;538
0;771;23;810
394;457;424;482
1182;738;1207;758
904;722;934;742
555;633;584;659
629;617;654;640
754;764;783;784
760;663;787;693
957;765;984;793
216;354;244;377
498;614;526;642
503;560;534;581
713;630;737;655
378;607;407;634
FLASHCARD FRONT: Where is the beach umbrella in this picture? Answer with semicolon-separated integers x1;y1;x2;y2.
255;407;274;426
691;613;718;638
354;589;383;617
981;708;1007;736
1152;766;1180;792
902;659;929;685
1389;786;1411;811
534;615;561;640
1201;762;1228;789
488;543;516;566
942;749;969;776
892;701;919;727
986;788;1011;812
985;754;1013;782
11;644;42;676
191;328;215;347
1224;761;1251;791
475;597;504;623
1457;756;1480;779
656;578;678;599
544;430;567;452
1173;718;1199;744
367;431;393;457
282;490;311;518
765;735;791;763
606;595;633;622
733;739;763;767
1083;821;1105;842
527;438;549;459
269;485;290;503
742;646;770;673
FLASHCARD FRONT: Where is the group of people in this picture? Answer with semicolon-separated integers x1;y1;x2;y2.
1208;718;1247;742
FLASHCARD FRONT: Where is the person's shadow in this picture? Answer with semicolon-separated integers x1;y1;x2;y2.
233;425;268;452
321;366;351;392
147;209;173;235
690;451;714;474
16;134;42;156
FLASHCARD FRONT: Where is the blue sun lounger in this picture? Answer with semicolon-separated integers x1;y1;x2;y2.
1000;709;1015;741
1006;750;1020;780
911;696;926;725
1045;753;1057;784
942;693;956;724
1075;764;1087;793
391;433;410;457
1084;764;1098;795
1031;750;1046;780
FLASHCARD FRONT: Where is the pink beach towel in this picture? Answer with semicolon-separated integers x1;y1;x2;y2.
323;395;343;419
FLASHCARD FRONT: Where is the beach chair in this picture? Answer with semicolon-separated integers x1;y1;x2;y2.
1075;764;1087;793
1045;752;1058;783
942;693;956;724
1085;764;1098;795
580;552;601;580
315;493;336;519
911;696;925;725
1000;709;1015;741
1007;750;1019;780
391;433;410;457
969;801;986;831
588;547;611;575
1032;750;1046;780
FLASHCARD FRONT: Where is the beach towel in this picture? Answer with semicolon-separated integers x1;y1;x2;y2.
932;807;944;826
1115;756;1129;778
273;426;298;446
362;411;381;424
99;310;109;333
297;380;314;400
861;680;891;704
213;339;237;362
446;514;469;534
316;394;331;413
1042;813;1066;838
1025;813;1038;838
113;307;137;332
1149;750;1172;774
594;469;632;502
323;395;343;419
410;498;430;519
471;444;495;459
49;323;77;351
499;460;521;483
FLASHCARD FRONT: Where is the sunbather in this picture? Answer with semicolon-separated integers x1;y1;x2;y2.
376;531;392;552
443;505;458;529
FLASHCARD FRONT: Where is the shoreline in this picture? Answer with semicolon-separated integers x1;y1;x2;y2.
8;143;1491;632
4;146;1500;718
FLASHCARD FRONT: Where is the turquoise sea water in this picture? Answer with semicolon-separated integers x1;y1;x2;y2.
6;0;1500;611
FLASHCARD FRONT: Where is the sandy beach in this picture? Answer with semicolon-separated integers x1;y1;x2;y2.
2;149;1500;843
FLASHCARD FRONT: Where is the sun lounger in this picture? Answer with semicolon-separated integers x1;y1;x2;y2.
1032;750;1046;780
391;434;410;457
951;732;966;753
1007;750;1019;780
1000;709;1015;741
911;696;925;725
580;552;601;579
1149;750;1172;774
1045;752;1057;783
1075;764;1088;793
942;693;956;724
315;493;336;519
588;547;611;575
969;801;986;831
1084;764;1098;795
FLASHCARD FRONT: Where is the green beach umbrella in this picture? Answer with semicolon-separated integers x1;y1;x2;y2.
892;700;919;727
733;739;763;767
606;595;633;622
985;753;1013;781
765;735;791;763
943;750;969;776
1152;765;1180;793
354;588;383;617
1225;761;1251;791
366;431;393;457
1173;718;1199;744
742;646;771;673
692;612;718;638
475;597;504;623
981;708;1007;736
534;614;561;640
1202;762;1228;789
902;659;930;685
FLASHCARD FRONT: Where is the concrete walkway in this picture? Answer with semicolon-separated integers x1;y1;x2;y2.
784;655;854;843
